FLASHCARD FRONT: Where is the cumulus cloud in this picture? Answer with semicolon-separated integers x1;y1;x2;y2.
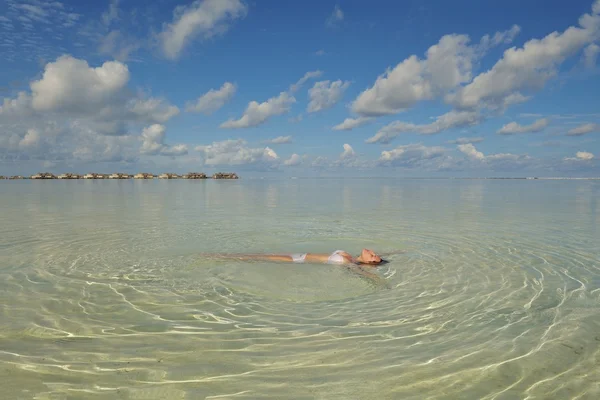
307;80;350;113
0;55;181;167
457;143;485;160
140;124;188;156
284;153;302;166
220;91;295;128
195;139;279;166
30;55;129;112
159;0;247;60
379;143;446;166
567;122;599;136
340;143;356;160
366;110;481;144
185;82;236;114
447;136;484;144
564;151;595;161
265;135;293;144
458;143;526;163
332;116;373;131
18;128;41;149
447;3;600;109
289;70;323;93
326;5;344;27
497;118;549;135
351;34;477;116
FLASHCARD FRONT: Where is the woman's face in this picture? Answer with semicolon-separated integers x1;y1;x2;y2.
361;248;382;264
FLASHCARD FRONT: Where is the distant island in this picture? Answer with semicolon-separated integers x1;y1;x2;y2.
0;172;239;180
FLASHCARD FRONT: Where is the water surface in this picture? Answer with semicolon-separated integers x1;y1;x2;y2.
1;179;599;399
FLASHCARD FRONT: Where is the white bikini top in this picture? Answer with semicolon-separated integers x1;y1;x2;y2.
327;250;348;264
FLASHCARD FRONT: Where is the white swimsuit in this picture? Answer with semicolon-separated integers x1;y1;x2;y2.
327;250;347;264
291;253;307;263
291;250;347;264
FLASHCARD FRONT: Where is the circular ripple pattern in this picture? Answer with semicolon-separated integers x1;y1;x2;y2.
1;179;599;399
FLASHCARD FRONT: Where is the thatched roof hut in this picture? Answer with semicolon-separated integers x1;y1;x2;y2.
109;173;131;179
212;172;239;179
183;172;207;179
57;173;81;179
31;172;56;179
134;172;155;179
159;173;181;179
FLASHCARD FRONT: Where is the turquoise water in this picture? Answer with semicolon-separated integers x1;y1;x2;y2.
1;179;599;399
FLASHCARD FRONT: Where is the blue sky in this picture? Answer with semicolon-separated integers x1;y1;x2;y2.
1;0;599;177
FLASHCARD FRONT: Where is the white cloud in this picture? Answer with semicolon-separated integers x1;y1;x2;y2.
326;5;344;27
458;143;525;164
447;3;600;109
195;139;279;166
457;143;485;160
159;0;247;60
0;55;182;167
265;135;293;144
289;70;323;93
567;122;600;136
0;92;32;117
185;82;236;114
340;143;356;160
19;128;41;149
583;43;600;68
140;124;188;156
332;116;373;131
220;91;295;128
379;143;446;166
30;55;129;112
315;49;326;56
366;110;481;144
565;151;595;161
307;80;350;113
352;34;475;116
448;136;484;144
477;25;521;54
127;97;180;124
497;118;549;135
284;153;302;166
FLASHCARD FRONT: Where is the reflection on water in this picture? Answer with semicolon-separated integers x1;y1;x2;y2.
1;179;600;399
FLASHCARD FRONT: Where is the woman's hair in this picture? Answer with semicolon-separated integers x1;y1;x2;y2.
359;258;388;265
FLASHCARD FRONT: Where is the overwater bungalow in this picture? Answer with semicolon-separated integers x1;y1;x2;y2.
183;172;207;179
159;173;181;179
134;172;155;179
109;173;131;179
9;175;24;180
0;176;5;180
212;172;239;179
84;173;98;179
31;172;56;179
57;173;81;179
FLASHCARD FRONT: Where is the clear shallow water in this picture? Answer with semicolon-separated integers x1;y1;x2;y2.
1;178;599;399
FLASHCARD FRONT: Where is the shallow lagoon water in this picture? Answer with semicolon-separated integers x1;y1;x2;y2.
1;178;599;399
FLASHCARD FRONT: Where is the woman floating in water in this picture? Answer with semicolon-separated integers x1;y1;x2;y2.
232;248;384;266
210;249;393;286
